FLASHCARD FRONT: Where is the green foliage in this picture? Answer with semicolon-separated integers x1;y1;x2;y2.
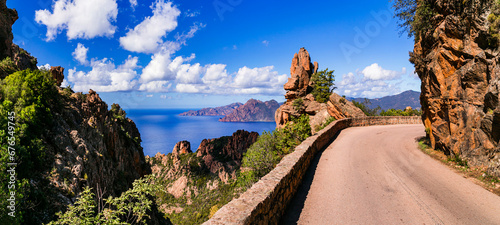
339;97;346;104
379;108;422;116
110;103;127;121
448;154;469;168
0;57;18;77
311;68;336;103
0;69;58;224
292;98;305;112
488;1;500;47
49;175;156;225
392;0;436;40
242;115;311;179
352;99;380;116
315;116;336;132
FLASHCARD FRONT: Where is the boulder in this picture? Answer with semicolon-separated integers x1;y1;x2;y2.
50;66;65;86
173;140;192;155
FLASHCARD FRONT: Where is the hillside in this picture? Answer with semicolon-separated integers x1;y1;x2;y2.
179;102;243;116
0;2;167;224
219;99;280;122
349;90;421;110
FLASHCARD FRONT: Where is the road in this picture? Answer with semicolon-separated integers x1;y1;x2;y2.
281;124;500;225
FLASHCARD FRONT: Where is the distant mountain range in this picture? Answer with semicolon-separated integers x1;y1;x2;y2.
179;102;243;116
348;90;421;110
179;99;280;122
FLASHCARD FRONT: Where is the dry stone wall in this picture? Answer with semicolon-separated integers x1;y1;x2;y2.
204;116;421;224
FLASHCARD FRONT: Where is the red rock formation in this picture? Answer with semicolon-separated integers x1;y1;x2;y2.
219;99;280;122
411;0;499;176
196;130;258;182
276;48;365;133
284;48;318;100
50;66;64;86
172;140;192;155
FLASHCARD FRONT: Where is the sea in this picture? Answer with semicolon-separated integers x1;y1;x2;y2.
126;109;277;157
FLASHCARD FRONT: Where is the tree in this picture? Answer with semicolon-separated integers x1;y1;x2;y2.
311;68;336;103
392;0;435;40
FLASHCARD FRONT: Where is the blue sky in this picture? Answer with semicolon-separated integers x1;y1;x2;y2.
7;0;419;109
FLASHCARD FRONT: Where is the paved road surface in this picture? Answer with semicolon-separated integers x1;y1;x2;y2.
282;124;500;225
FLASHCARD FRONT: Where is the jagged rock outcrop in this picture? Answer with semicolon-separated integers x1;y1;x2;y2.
172;140;192;155
179;102;243;116
411;0;500;176
276;48;366;133
284;47;318;100
196;130;259;182
50;66;64;86
0;0;16;60
219;99;280;122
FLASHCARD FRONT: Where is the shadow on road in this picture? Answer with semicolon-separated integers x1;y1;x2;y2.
279;130;342;224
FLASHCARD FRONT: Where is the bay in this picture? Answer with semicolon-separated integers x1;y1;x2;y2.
126;109;277;156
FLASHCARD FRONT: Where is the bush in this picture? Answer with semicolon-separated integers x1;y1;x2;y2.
392;0;436;40
0;69;58;223
241;115;311;179
311;68;336;103
48;175;156;225
292;98;305;112
352;99;380;116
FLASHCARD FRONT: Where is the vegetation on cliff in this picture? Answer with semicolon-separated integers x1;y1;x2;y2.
311;68;336;103
0;69;58;224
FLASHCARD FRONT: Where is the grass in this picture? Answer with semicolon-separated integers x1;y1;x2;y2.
417;137;500;196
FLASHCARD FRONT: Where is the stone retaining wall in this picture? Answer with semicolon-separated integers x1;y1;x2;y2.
204;116;421;225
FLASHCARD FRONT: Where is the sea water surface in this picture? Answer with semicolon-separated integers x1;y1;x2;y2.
127;109;277;156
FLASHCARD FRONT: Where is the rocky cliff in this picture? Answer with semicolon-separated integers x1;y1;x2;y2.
0;0;36;79
147;130;259;224
411;0;500;176
275;48;365;133
219;99;280;122
0;1;167;223
179;102;243;116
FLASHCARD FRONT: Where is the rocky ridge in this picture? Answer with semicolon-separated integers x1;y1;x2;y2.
275;48;365;133
146;130;259;222
0;1;168;223
219;99;280;122
411;0;500;176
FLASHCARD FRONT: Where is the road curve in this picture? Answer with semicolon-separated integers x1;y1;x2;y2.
282;124;500;225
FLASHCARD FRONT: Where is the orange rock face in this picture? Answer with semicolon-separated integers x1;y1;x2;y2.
411;1;500;176
276;48;365;132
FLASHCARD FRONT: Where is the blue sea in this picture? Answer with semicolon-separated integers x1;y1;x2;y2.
126;109;277;156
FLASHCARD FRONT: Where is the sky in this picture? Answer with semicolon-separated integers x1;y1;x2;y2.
7;0;420;109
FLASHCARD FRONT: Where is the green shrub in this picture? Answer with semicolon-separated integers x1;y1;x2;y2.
315;116;336;132
242;115;311;179
392;0;436;40
49;175;156;225
110;103;127;121
311;68;336;103
292;98;305;112
0;69;58;223
352;99;380;116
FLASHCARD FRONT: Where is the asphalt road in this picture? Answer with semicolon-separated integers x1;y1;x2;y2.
282;124;500;225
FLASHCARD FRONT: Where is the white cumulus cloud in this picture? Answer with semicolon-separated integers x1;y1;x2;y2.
35;0;118;41
119;0;181;53
68;56;139;92
361;63;405;81
72;43;89;65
